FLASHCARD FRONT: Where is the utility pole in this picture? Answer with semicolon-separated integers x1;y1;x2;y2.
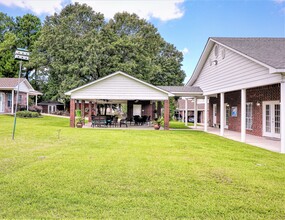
12;48;29;140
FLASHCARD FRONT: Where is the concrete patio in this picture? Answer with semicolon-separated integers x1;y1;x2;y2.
190;125;281;153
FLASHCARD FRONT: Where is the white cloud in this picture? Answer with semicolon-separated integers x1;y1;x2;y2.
181;47;189;55
0;0;64;15
71;0;185;21
273;0;285;3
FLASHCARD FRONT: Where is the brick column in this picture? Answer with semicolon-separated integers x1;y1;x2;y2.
70;99;75;127
93;102;97;116
81;100;85;125
157;101;162;117
88;102;92;122
164;99;170;130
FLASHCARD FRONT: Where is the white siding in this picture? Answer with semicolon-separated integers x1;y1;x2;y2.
71;74;169;100
18;81;30;93
193;44;282;95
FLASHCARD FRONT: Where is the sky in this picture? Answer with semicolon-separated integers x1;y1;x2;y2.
0;0;284;83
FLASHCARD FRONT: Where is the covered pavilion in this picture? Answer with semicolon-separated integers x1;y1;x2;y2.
65;71;203;130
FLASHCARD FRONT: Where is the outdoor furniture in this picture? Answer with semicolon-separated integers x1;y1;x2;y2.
110;117;118;127
134;115;143;125
91;115;107;127
120;118;128;127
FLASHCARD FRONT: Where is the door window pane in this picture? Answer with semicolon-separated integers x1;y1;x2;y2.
265;105;271;132
275;104;280;134
246;103;253;130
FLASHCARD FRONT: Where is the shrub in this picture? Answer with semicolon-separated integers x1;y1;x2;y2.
28;105;43;113
16;111;40;118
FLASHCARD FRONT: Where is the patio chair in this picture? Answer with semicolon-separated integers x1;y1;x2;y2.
111;117;118;127
120;118;128;127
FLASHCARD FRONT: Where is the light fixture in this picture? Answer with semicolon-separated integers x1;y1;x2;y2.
256;101;261;106
212;60;218;65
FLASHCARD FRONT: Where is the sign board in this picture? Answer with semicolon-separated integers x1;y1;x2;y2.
14;48;29;61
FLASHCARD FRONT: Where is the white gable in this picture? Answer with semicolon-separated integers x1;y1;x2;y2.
192;43;282;95
69;73;170;100
18;81;31;93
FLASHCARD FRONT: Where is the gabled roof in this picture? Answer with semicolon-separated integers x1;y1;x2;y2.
187;37;285;86
0;78;42;95
0;78;26;88
211;37;285;69
65;71;174;97
158;86;202;93
158;86;203;97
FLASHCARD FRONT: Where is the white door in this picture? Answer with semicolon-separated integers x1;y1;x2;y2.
263;101;280;138
0;93;4;112
225;104;230;129
213;104;217;126
133;104;142;116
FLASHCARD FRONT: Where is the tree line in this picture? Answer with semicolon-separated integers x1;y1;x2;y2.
0;3;186;103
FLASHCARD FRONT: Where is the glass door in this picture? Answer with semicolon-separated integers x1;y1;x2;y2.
263;101;280;138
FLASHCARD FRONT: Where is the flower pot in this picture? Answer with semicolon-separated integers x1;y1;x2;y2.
76;122;83;128
154;124;160;130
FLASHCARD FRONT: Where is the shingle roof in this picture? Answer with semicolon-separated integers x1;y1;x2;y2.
158;86;203;93
211;37;285;69
0;78;25;88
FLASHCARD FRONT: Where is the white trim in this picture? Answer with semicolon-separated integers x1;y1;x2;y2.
0;92;4;113
262;101;281;138
65;71;174;97
281;82;285;153
204;95;208;132
213;104;217;126
220;93;225;136
202;77;282;96
241;89;246;142
184;98;188;126
194;97;197;128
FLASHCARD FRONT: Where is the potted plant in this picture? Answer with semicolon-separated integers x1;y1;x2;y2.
153;117;164;130
75;109;83;128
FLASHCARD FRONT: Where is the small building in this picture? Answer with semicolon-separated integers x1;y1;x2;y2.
0;78;42;114
38;101;64;114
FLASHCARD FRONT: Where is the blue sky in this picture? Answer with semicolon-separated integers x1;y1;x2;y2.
0;0;284;82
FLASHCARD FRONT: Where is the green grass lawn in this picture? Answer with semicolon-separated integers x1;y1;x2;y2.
0;115;285;219
169;120;192;129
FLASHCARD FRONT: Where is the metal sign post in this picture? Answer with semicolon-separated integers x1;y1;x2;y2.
12;48;29;140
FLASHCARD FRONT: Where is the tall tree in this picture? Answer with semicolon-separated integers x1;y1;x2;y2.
36;3;104;101
36;3;185;101
0;12;15;42
0;32;18;77
14;14;42;80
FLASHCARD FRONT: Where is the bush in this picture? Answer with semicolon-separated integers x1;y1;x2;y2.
16;111;40;118
28;105;43;113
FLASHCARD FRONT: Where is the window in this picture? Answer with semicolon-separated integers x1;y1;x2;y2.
7;93;12;107
18;95;22;103
246;103;253;130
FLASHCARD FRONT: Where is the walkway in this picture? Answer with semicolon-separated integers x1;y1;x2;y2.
190;125;281;153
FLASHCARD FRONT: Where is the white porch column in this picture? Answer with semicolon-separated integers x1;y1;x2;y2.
194;97;198;128
35;95;38;106
185;98;188;126
204;95;208;132
241;89;246;142
11;90;14;114
26;93;29;110
281;82;285;153
220;92;225;136
181;110;184;123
